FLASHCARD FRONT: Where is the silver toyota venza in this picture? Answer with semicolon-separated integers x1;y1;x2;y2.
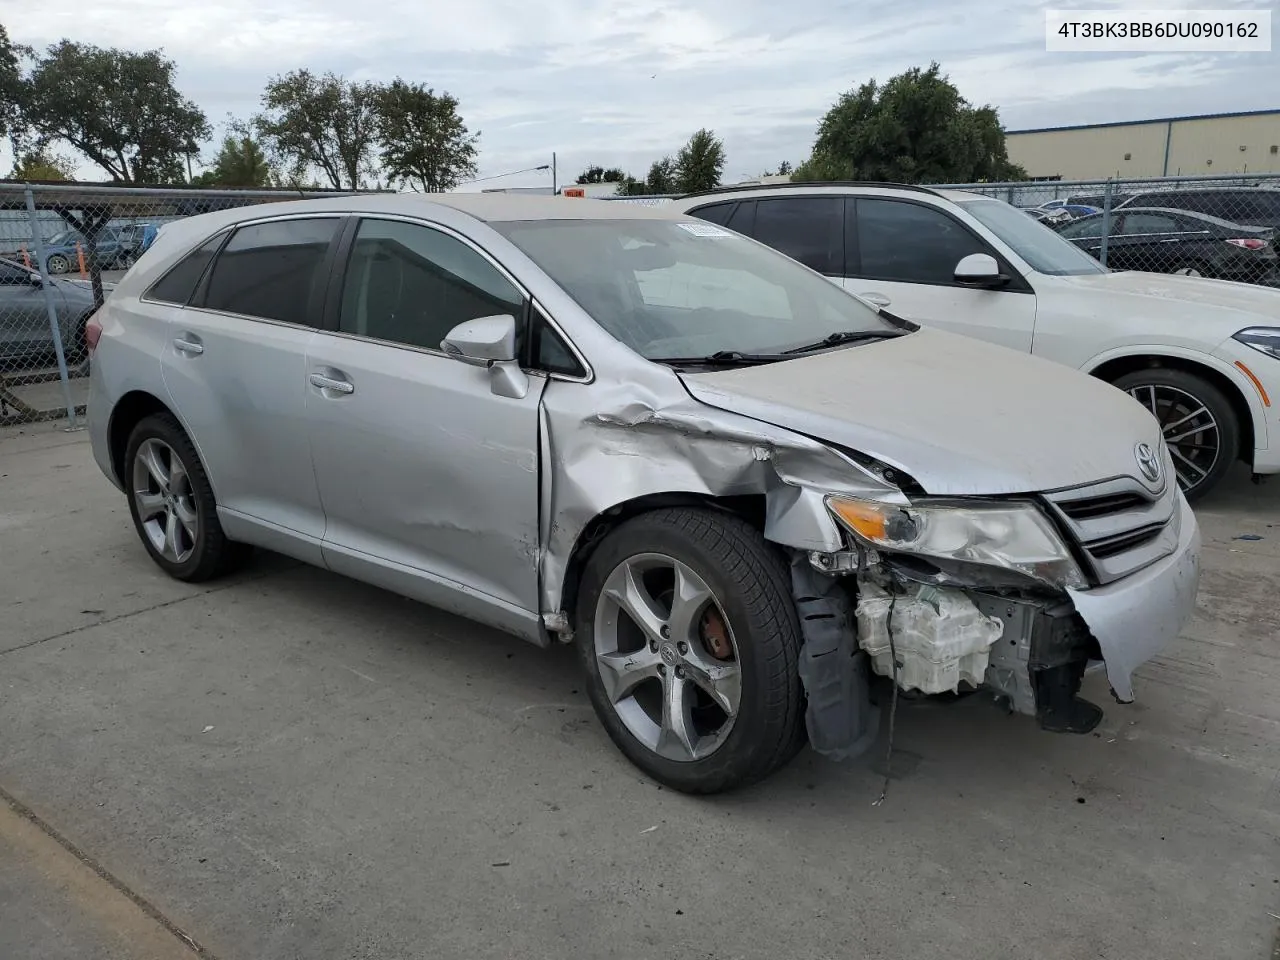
86;194;1201;794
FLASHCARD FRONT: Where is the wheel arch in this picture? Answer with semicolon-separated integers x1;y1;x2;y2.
1087;351;1257;464
107;390;179;487
556;491;768;630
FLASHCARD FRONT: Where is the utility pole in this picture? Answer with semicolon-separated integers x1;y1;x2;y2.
552;152;557;196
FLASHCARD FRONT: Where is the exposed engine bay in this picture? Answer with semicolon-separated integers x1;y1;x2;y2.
791;543;1110;762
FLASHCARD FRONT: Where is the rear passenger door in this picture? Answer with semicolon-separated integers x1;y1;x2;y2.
844;197;1037;353
157;216;343;561
1112;212;1200;273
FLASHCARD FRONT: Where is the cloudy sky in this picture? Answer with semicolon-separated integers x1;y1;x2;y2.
6;0;1277;188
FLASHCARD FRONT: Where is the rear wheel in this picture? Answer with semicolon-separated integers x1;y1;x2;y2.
1112;368;1239;501
124;413;250;581
1171;262;1205;277
575;507;806;794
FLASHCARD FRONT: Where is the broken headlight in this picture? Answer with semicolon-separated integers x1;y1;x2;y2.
825;496;1088;589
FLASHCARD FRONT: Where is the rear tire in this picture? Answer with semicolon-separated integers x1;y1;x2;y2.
1112;368;1239;501
575;507;806;794
124;413;250;581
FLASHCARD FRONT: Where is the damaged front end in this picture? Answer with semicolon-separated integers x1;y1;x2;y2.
793;479;1201;759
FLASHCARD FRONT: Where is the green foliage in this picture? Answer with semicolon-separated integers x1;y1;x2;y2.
257;69;380;190
9;149;75;180
0;25;29;140
199;128;272;187
675;129;725;192
375;80;478;192
796;62;1026;184
20;41;208;183
645;156;676;193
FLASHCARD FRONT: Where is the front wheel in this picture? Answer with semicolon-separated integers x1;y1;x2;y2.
124;413;250;581
575;507;806;794
46;253;70;274
1112;368;1240;501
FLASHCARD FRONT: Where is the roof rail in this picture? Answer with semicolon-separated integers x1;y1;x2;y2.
675;180;945;201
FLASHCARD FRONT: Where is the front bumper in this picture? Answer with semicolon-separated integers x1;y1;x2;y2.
1067;493;1201;702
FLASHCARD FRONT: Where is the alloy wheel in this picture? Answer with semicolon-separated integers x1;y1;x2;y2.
1126;383;1219;492
131;438;200;564
592;553;741;762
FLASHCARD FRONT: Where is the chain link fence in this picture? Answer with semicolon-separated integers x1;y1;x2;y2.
0;181;379;428
931;172;1280;285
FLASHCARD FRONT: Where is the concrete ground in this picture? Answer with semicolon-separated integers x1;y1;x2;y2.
1;420;1278;960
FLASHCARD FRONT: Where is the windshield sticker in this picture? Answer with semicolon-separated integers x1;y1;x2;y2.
677;222;734;238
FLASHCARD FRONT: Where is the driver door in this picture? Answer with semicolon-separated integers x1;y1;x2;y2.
841;197;1037;354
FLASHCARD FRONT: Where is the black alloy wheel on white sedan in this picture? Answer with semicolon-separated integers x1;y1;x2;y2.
1112;368;1240;501
575;507;807;794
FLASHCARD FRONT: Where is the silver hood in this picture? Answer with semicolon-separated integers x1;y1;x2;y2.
679;327;1164;496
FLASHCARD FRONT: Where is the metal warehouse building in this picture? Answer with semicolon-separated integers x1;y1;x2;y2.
1005;109;1280;180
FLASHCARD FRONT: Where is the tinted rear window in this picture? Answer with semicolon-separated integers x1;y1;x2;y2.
201;218;340;325
145;234;225;305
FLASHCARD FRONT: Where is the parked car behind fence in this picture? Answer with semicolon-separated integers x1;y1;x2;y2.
1054;207;1279;284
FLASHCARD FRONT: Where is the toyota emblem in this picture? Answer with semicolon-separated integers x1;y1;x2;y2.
1135;442;1162;484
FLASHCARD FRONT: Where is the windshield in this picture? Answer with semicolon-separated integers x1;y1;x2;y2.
954;197;1107;276
492;218;896;360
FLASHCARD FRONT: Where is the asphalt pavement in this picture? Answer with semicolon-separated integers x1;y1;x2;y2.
1;421;1278;960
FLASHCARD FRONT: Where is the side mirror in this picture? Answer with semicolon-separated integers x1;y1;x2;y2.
441;314;517;367
440;313;528;399
954;253;1009;288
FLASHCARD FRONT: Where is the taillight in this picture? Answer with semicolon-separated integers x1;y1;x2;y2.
1225;238;1267;250
84;313;103;353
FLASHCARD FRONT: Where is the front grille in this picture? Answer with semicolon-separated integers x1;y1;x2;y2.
1056;491;1147;521
1085;523;1166;559
1042;475;1179;585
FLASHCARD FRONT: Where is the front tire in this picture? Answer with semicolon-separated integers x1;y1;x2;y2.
575;507;806;794
124;413;249;581
46;253;70;274
1112;368;1240;501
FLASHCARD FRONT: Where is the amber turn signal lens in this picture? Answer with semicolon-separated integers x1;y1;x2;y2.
827;498;889;541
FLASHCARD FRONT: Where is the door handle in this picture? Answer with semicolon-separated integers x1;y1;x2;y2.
309;373;354;395
858;292;891;307
173;337;203;355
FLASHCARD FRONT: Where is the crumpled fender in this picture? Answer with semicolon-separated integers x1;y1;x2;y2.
538;374;902;615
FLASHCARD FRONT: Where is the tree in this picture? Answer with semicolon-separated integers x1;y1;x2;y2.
645;156;676;193
0;25;29;142
257;70;380;190
376;80;478;192
198;124;272;187
794;62;1026;184
674;129;725;192
21;42;208;183
10;149;75;180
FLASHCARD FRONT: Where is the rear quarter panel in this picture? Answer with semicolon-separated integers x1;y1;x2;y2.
87;297;180;489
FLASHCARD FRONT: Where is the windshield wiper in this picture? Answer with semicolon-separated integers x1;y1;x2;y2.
782;330;903;355
652;350;794;368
